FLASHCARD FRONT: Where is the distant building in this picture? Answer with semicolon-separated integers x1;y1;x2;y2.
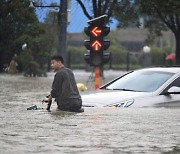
115;28;175;52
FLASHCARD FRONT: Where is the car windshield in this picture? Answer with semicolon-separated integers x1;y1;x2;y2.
106;70;174;92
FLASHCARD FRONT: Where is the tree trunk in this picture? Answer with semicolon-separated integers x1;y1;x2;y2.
175;30;180;65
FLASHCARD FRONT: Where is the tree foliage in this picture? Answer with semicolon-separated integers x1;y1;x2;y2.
137;0;180;64
44;10;59;54
77;0;180;64
0;0;54;75
0;0;38;72
113;0;138;28
113;0;180;64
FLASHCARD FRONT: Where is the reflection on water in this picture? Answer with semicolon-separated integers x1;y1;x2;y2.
0;74;180;154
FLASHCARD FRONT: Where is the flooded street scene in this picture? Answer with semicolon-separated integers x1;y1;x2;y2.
1;0;180;154
0;71;180;154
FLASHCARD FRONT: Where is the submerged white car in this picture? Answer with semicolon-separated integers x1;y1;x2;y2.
82;67;180;107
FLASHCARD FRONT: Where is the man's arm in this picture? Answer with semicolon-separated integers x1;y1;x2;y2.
51;72;62;98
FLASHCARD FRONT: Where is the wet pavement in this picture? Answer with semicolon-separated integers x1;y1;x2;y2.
0;70;180;154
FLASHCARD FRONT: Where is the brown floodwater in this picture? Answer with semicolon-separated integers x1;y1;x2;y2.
0;73;180;154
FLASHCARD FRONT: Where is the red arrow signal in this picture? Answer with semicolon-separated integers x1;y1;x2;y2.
92;40;102;51
91;27;102;37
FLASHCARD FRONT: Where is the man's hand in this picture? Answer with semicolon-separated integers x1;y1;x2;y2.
42;95;52;103
42;95;52;111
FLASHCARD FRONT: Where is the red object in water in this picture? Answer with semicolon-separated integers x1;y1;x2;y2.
166;53;176;60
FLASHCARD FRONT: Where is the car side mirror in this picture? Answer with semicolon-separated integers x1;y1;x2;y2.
163;86;180;95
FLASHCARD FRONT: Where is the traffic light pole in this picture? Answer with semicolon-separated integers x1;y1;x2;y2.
84;15;110;90
94;67;100;89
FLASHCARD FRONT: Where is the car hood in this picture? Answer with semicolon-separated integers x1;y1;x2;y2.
81;90;149;107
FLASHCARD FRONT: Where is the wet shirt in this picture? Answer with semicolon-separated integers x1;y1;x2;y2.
51;67;81;103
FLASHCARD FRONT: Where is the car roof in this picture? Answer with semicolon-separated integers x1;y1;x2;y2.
136;67;180;74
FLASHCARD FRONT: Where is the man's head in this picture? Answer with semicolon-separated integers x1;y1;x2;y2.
51;55;64;71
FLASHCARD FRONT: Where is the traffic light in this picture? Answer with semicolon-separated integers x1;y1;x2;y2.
84;21;110;66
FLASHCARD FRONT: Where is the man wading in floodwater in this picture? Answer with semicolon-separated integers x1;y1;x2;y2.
43;55;84;112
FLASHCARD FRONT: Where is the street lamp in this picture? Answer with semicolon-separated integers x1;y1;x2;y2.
143;46;151;67
22;43;27;50
143;46;151;53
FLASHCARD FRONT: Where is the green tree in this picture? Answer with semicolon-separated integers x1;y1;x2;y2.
113;0;180;64
44;10;59;54
16;22;50;76
0;0;38;72
113;0;139;28
137;0;180;64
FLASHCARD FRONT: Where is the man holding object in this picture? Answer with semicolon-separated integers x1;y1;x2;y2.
44;55;83;112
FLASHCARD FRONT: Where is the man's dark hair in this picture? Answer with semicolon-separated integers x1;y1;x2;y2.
51;55;64;64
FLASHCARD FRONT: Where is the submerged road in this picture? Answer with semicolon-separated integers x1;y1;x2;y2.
0;70;180;154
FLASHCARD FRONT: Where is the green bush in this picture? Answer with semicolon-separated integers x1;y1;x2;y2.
20;48;46;77
151;47;169;66
138;46;171;66
67;46;86;65
109;45;127;65
66;45;171;70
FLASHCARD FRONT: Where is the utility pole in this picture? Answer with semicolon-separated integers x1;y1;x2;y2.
58;0;67;64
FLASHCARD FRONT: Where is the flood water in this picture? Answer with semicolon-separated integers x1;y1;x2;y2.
0;73;180;154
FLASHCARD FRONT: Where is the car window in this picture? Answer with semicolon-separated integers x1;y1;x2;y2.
170;77;180;87
106;70;174;92
164;77;180;90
